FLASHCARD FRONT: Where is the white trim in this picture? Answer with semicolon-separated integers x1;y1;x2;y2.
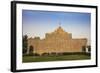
16;3;96;70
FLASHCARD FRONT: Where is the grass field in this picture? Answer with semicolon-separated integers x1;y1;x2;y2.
23;54;90;63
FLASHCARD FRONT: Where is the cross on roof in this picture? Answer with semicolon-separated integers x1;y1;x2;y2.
59;22;61;27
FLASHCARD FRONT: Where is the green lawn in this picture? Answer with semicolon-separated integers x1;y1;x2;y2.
23;54;90;63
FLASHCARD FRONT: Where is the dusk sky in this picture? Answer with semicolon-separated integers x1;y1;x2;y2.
22;10;91;45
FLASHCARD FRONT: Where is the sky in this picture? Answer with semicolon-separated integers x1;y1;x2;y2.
22;10;91;45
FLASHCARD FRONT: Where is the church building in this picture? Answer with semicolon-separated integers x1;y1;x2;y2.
27;26;87;55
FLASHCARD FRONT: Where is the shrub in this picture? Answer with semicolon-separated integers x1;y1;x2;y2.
23;53;40;56
42;53;50;56
33;53;40;56
57;53;63;55
60;52;91;56
50;52;57;56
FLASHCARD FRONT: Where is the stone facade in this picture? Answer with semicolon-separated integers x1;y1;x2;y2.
27;26;87;55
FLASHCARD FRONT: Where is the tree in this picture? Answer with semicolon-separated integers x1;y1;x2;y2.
23;35;28;54
29;45;34;54
87;45;91;52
